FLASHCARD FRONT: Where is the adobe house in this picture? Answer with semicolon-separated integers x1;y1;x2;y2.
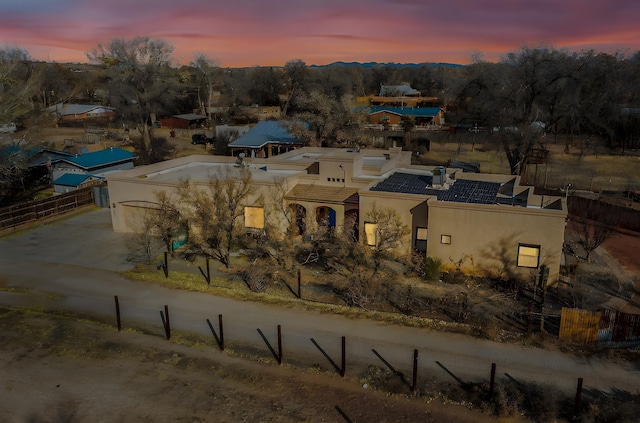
106;146;566;285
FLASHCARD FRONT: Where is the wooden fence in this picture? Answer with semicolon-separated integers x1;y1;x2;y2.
0;186;95;230
559;308;601;345
568;196;640;232
559;307;640;349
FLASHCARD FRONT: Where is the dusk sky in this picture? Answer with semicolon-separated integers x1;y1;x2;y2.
1;0;639;67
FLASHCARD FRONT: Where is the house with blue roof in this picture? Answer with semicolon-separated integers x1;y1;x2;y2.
53;173;101;194
368;106;445;128
51;147;136;184
228;120;304;158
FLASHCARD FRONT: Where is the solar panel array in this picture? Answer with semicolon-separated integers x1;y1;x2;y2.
370;172;435;195
371;172;501;205
437;179;500;204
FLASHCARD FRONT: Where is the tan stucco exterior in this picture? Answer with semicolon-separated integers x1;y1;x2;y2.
426;200;566;283
106;146;566;286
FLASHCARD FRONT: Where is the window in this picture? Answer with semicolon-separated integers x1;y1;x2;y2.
440;234;451;244
244;206;264;229
364;222;377;246
517;244;540;268
415;227;427;251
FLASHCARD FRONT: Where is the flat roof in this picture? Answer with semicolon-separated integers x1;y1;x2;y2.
144;162;300;184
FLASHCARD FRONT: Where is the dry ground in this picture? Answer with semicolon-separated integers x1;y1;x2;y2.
0;309;504;423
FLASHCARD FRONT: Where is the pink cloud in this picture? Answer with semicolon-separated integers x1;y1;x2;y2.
0;0;638;66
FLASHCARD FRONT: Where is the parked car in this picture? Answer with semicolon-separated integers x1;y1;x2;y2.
191;133;212;145
0;122;17;133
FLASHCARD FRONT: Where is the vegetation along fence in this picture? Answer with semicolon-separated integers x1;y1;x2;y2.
0;186;96;230
559;307;640;349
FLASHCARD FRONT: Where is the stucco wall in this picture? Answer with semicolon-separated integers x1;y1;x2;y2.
426;200;566;284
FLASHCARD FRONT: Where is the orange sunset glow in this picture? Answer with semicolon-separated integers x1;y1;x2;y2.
1;0;639;66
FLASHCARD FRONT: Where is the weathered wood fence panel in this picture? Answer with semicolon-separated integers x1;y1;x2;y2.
568;196;640;232
0;186;96;230
598;309;640;349
559;307;601;345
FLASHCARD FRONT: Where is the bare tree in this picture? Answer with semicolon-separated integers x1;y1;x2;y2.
177;166;256;268
281;59;308;116
125;210;163;263
87;37;177;150
364;203;411;272
575;216;614;262
0;46;40;125
147;190;182;254
287;91;369;148
190;53;222;122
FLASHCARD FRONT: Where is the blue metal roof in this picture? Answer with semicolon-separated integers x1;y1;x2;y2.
369;106;442;117
62;148;135;170
228;121;302;148
53;173;95;187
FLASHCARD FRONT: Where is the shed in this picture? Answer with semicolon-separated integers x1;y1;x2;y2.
159;114;207;129
53;173;101;193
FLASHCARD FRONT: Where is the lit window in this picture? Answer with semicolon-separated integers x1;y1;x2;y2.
364;222;377;246
517;244;540;268
440;234;451;244
244;206;264;229
415;227;427;251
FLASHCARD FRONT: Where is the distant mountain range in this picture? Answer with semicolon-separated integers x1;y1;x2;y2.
310;61;465;69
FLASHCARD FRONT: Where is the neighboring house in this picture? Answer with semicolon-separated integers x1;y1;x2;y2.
228;120;304;158
46;103;116;122
106;146;567;285
53;173;101;194
369;106;445;127
51;147;136;183
358;84;440;109
159;114;207;129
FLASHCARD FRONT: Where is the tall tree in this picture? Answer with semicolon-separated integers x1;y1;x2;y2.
281;59;308;116
190;53;222;122
287;91;368;147
177;166;256;268
86;37;177;150
0;46;40;125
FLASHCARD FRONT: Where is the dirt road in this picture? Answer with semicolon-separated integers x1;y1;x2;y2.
1;209;638;393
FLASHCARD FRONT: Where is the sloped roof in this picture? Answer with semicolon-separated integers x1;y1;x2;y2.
28;148;75;167
46;103;115;116
285;184;358;204
369;106;442;117
379;85;421;97
228;120;302;149
53;173;97;187
172;113;207;121
60;148;135;170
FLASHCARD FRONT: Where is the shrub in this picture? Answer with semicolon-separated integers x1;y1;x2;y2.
423;256;443;281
